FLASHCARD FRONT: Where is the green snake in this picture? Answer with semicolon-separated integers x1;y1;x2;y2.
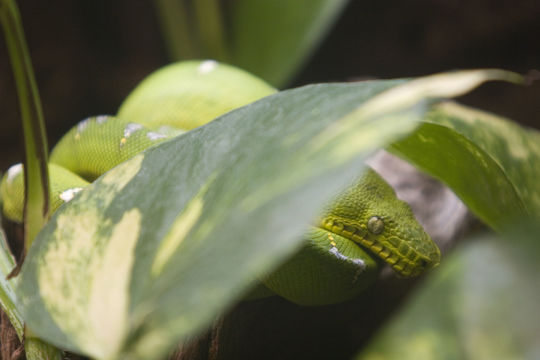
0;60;441;306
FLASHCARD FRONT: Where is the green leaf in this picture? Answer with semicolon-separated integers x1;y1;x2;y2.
0;0;51;250
154;0;199;60
391;101;540;231
155;0;229;62
0;227;23;339
357;223;540;360
18;70;518;360
1;2;64;357
155;0;347;86
230;0;349;87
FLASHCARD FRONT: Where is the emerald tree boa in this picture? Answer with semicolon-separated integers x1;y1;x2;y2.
1;60;440;306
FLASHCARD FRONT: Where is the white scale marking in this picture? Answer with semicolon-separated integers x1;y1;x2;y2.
59;187;84;202
124;123;144;138
329;247;366;269
147;132;168;141
329;246;366;283
198;60;218;74
96;115;109;124
77;118;91;133
6;164;22;184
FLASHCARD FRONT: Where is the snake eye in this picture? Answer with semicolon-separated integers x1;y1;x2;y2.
367;216;384;234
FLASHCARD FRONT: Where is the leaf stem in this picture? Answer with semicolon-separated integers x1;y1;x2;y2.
0;0;50;253
24;331;63;360
155;0;229;61
1;0;61;358
155;0;199;60
193;0;229;61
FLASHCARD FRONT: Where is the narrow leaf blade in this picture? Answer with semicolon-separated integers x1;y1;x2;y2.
0;227;23;339
230;0;349;87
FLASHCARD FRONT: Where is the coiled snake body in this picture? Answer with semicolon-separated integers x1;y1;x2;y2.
1;60;440;306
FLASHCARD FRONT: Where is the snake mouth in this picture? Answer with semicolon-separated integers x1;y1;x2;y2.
319;218;439;277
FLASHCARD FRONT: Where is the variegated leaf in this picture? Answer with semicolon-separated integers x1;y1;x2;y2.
19;70;519;359
391;101;540;231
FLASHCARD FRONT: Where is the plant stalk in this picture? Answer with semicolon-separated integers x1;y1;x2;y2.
193;0;229;61
0;0;49;252
1;0;61;358
155;0;199;60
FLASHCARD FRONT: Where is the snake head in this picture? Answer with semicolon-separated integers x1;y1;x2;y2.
319;168;441;277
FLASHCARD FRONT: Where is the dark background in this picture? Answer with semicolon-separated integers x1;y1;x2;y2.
1;0;539;169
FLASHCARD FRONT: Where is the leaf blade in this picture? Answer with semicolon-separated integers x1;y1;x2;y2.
0;227;23;339
18;70;517;359
230;0;349;87
391;101;539;231
357;225;540;360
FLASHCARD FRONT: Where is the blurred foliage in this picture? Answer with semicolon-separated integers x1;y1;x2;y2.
359;221;540;360
155;0;349;87
392;102;540;231
0;227;22;339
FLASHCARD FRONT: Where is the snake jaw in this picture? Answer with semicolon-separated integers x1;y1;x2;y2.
384;228;441;277
319;217;440;277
